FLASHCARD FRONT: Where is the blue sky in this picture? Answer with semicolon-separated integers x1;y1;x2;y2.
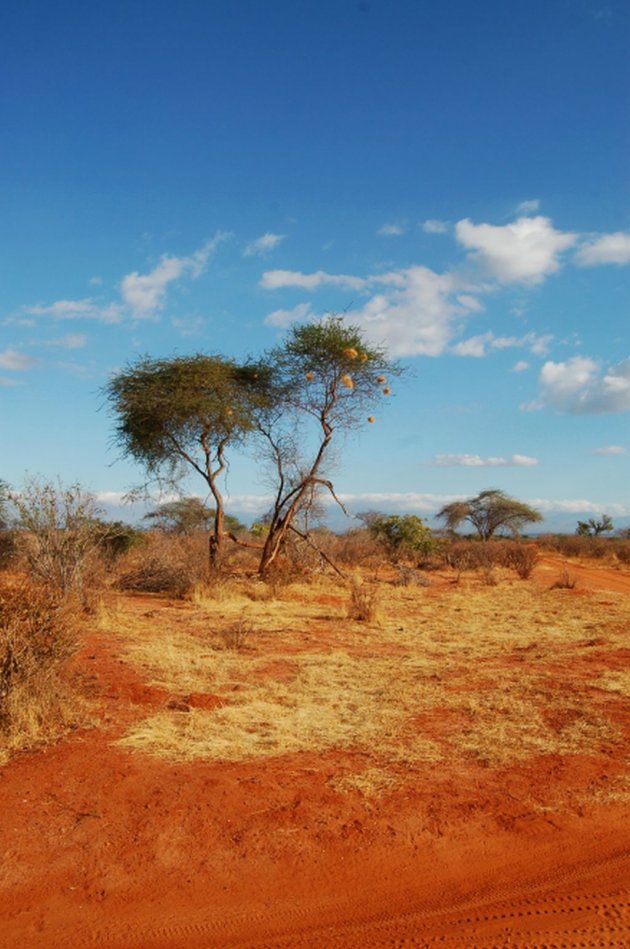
1;0;629;530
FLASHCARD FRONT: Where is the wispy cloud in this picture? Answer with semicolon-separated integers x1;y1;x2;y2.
24;299;122;323
0;348;38;371
512;360;530;372
451;331;552;358
593;445;626;456
171;316;207;337
243;232;286;257
526;355;630;414
378;222;406;236
265;302;315;328
516;198;540;215
421;219;449;234
433;453;538;467
455;215;577;283
260;269;368;291
575;231;630;266
37;333;88;350
121;233;229;318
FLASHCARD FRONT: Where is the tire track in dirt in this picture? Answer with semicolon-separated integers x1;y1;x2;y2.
16;848;629;948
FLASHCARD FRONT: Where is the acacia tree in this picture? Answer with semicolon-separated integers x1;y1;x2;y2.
143;497;246;535
256;317;400;576
105;354;268;570
576;515;613;536
437;488;542;541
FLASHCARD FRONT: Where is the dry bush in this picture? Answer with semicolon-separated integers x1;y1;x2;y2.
326;528;384;568
502;541;539;579
0;529;17;569
539;533;613;561
116;531;208;597
551;569;577;590
10;479;108;606
0;581;81;762
347;576;379;622
220;615;255;651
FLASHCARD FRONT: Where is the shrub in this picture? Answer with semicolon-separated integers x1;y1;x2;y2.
347;577;379;622
0;580;80;761
116;531;208;597
10;478;106;603
502;541;539;579
551;569;577;590
368;514;436;563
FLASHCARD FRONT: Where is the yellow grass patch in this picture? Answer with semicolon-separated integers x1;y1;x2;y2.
114;579;630;769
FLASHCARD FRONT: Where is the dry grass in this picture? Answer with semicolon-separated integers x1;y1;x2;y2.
347;576;380;622
0;580;85;763
112;575;630;775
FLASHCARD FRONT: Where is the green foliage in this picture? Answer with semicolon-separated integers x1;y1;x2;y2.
92;520;146;559
257;317;401;575
271;316;397;427
576;515;614;536
368;514;436;559
437;489;542;541
105;354;269;483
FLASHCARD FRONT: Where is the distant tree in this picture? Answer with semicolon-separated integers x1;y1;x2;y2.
368;514;435;561
576;514;614;536
105;354;270;570
144;497;246;536
256;317;401;576
436;489;542;541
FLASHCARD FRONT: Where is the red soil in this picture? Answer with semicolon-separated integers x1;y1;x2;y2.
1;562;629;947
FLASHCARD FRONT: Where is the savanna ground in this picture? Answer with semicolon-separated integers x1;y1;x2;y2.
1;552;630;947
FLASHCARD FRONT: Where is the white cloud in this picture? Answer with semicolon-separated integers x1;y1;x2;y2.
593;445;626;456
530;355;630;414
452;331;552;358
243;232;286;257
89;276;103;287
260;269;368;291
0;376;19;387
39;333;88;350
516;199;540;215
261;263;513;359
0;348;38;371
338;492;463;514
433;453;538;467
378;223;406;236
24;299;123;323
421;219;449;234
451;333;494;357
265;302;314;328
121;233;229;318
531;498;630;516
512;360;530;373
351;266;474;357
575;231;630;266
455;215;577;283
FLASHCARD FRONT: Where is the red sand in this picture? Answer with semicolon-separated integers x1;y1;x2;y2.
1;559;629;947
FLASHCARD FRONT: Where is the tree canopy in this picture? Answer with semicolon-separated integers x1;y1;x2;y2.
105;354;269;568
256;317;401;575
104;318;400;576
436;489;542;541
576;515;614;536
